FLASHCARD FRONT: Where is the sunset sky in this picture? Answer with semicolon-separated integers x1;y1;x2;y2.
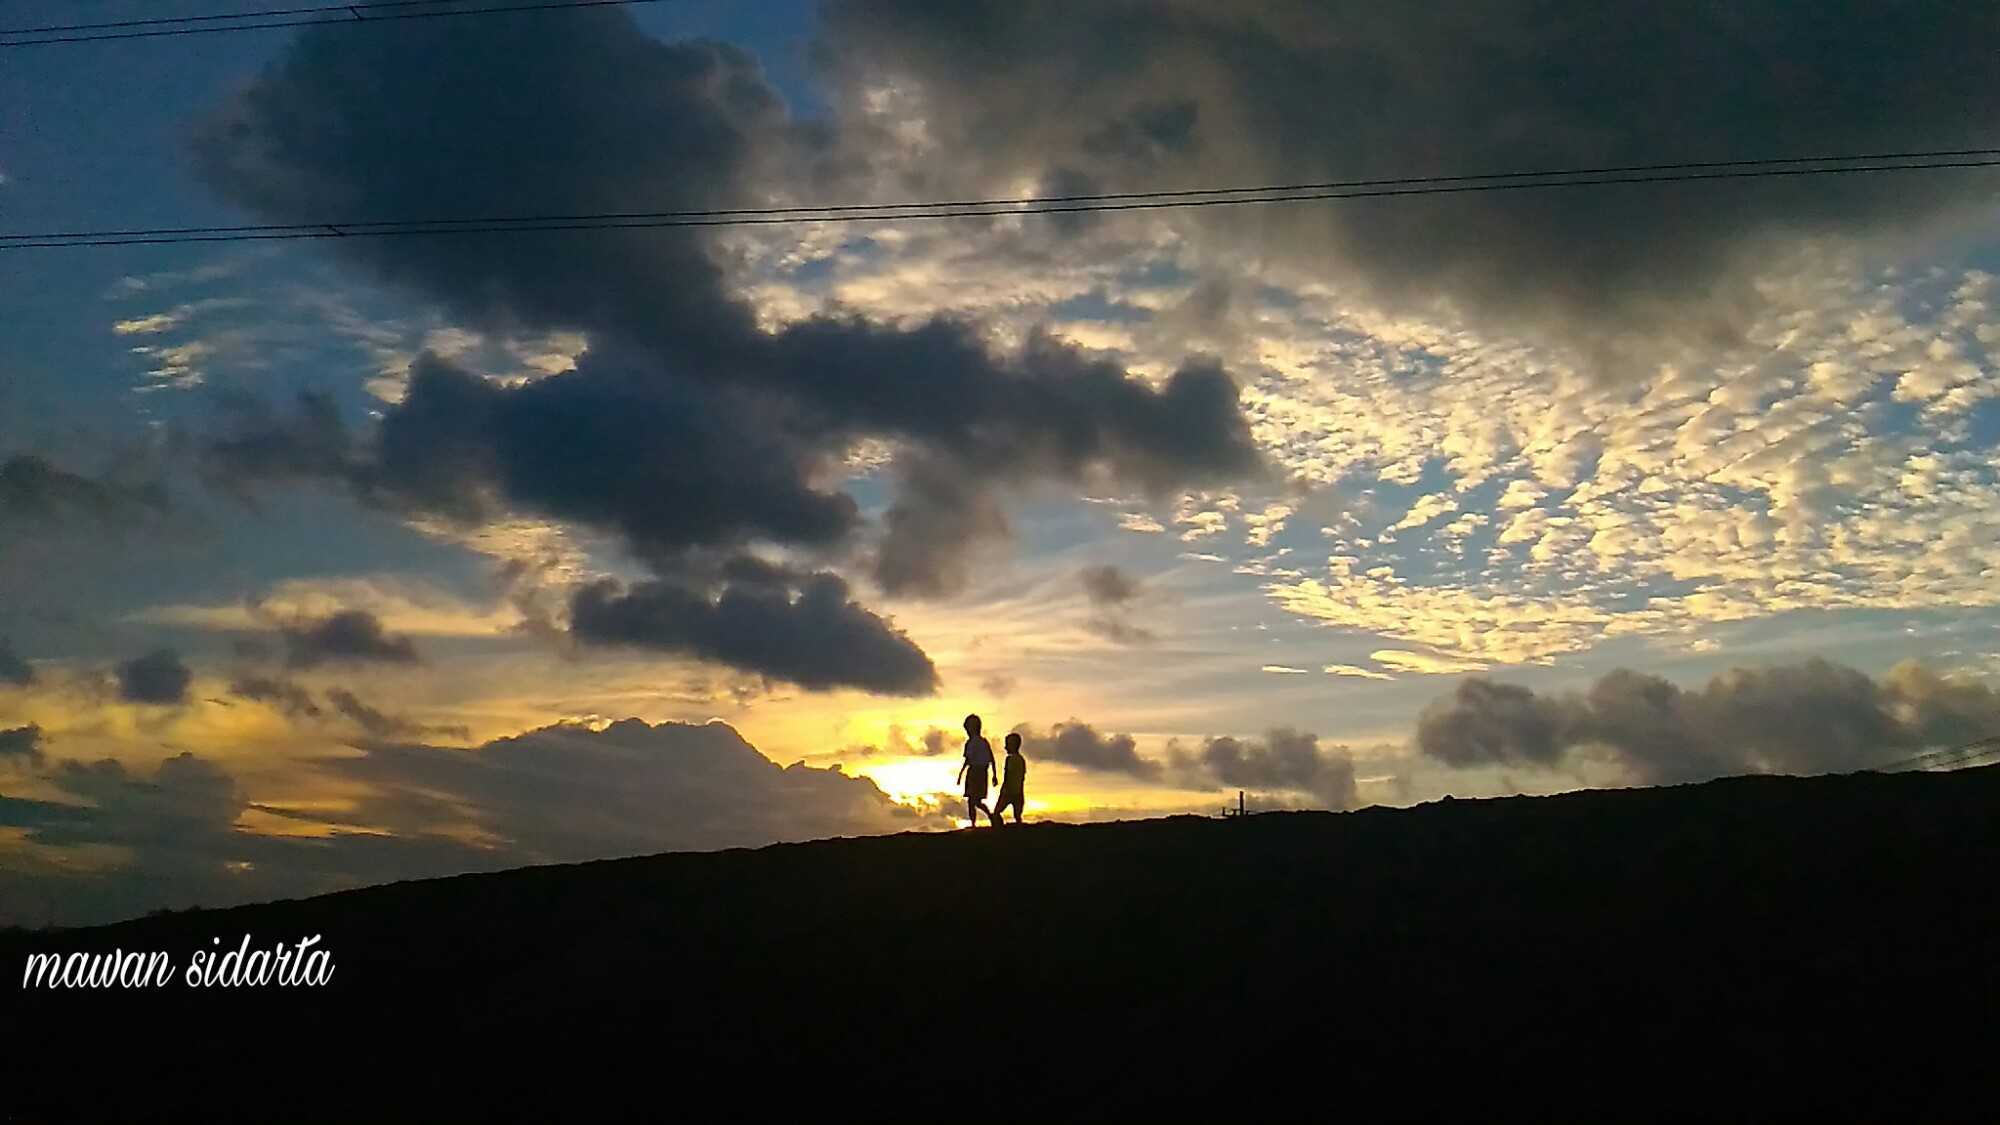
4;0;2000;924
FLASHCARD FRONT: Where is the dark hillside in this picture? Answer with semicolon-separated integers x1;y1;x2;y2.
8;766;1999;1121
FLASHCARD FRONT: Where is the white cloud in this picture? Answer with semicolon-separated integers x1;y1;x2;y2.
1370;650;1489;675
1323;664;1394;681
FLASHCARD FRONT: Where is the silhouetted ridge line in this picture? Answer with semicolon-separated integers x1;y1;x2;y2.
4;150;1998;249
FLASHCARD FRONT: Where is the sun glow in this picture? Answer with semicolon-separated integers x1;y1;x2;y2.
847;756;958;804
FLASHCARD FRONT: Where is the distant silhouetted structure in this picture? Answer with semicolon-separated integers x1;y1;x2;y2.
955;713;997;828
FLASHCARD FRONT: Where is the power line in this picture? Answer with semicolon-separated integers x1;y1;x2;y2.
3;151;1997;251
1877;736;2000;775
12;148;1999;243
0;0;662;47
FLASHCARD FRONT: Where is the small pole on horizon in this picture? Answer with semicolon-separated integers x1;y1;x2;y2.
1239;790;1245;817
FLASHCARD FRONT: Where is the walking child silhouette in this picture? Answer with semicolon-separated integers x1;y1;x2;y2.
956;714;998;828
991;732;1027;824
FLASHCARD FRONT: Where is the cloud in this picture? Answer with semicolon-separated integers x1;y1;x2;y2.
4;751;240;852
115;649;191;705
1261;664;1310;674
0;718;948;925
1011;720;1158;777
324;718;943;865
822;723;956;762
227;675;459;738
0;454;168;526
995;717;1359;810
1079;564;1141;607
0;725;43;764
1324;663;1393;681
187;9;1263;694
0;638;32;686
871;455;1009;597
569;573;939;696
1249;261;2000;668
1169;727;1358;810
814;1;2000;369
229;675;322;719
1078;564;1157;643
325;689;470;742
1415;658;2000;783
1082;616;1159;646
1370;649;1489;675
279;609;421;669
201;391;357;491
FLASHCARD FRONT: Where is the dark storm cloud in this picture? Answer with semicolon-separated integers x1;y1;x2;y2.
190;8;1264;632
1416;659;2000;783
2;718;947;925
569;574;938;696
190;13;770;364
1170;727;1359;810
1;454;168;525
0;725;43;764
368;353;861;562
116;649;192;705
816;0;2000;368
0;638;33;686
280;609;420;669
1012;720;1159;777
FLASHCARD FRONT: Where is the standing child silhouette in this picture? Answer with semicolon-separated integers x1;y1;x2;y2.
991;732;1028;824
956;714;998;828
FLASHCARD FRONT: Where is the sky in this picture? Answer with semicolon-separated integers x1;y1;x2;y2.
3;0;2000;924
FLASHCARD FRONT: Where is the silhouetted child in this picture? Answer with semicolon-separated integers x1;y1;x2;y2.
991;732;1027;824
956;713;998;828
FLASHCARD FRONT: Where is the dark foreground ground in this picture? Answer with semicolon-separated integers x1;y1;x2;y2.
6;766;1999;1122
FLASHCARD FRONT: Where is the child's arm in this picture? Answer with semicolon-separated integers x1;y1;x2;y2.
955;761;966;785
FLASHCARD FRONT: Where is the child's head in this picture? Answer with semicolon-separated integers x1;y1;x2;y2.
1005;732;1022;753
963;713;982;736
